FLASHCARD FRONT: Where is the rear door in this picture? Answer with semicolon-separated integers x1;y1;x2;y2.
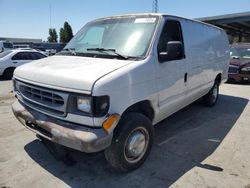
156;18;188;120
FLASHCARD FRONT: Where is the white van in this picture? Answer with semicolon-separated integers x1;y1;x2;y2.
12;14;230;172
0;41;13;52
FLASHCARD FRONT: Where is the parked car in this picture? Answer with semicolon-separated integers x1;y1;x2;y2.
45;49;57;55
12;14;230;172
0;41;13;53
0;49;47;79
228;43;250;83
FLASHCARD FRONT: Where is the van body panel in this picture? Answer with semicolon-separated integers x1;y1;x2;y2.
92;56;159;124
178;17;230;102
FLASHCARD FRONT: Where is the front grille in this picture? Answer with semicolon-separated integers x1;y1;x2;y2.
16;80;68;117
228;66;239;74
20;86;64;107
241;70;250;74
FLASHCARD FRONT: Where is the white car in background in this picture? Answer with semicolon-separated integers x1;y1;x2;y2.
0;49;47;79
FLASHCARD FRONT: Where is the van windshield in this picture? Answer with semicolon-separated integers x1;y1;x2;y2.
60;16;159;59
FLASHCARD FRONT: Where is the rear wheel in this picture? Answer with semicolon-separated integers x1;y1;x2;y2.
4;68;15;80
203;80;219;106
104;112;154;172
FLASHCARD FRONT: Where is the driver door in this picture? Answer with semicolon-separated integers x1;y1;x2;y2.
156;19;188;121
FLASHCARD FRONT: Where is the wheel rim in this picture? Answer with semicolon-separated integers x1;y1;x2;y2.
212;84;218;103
124;127;149;163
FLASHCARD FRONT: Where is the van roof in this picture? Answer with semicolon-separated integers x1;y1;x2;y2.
92;13;224;32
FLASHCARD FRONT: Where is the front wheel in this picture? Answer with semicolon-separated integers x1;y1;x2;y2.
104;112;154;172
202;80;219;107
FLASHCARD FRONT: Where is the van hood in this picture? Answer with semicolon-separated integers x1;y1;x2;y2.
14;55;133;92
230;58;250;67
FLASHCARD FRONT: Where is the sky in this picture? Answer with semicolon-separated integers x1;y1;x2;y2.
0;0;249;41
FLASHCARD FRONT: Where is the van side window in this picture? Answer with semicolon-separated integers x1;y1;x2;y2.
158;20;184;61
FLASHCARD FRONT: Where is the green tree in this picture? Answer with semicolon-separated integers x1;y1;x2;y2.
47;28;58;42
59;28;65;43
59;21;73;43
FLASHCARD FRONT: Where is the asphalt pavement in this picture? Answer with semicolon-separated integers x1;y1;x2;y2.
0;80;250;188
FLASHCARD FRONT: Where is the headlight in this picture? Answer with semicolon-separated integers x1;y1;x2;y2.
70;95;109;116
241;67;250;71
77;96;92;113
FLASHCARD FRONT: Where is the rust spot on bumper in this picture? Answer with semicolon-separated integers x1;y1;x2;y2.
12;99;112;153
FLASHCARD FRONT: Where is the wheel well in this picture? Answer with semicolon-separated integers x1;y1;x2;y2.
123;101;154;122
215;73;222;85
4;67;15;74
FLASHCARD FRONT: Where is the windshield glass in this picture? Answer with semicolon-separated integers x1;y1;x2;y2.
62;16;159;59
230;47;250;59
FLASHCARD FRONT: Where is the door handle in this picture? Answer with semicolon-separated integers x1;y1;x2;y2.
12;61;18;64
184;73;188;83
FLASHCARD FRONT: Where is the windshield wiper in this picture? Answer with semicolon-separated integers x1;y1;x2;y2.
87;48;128;60
60;48;77;55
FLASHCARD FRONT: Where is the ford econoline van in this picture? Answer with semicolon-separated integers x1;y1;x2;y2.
12;14;230;172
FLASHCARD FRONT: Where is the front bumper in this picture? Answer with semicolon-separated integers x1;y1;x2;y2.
228;73;250;82
12;99;113;153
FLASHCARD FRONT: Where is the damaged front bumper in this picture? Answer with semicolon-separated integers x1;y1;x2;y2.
12;99;113;153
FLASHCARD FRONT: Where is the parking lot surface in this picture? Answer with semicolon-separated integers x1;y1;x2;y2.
0;80;250;188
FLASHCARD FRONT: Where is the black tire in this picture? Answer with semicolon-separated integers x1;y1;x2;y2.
202;80;219;107
104;112;154;172
4;68;15;80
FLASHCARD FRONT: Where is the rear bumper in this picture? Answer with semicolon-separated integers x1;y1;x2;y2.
228;73;250;82
12;99;113;153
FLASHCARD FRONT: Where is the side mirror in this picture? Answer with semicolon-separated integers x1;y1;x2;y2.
159;41;184;62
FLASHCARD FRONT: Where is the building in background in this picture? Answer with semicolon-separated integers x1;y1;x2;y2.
0;37;42;48
0;37;65;54
198;12;250;43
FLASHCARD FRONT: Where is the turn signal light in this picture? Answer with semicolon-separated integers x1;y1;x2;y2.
102;114;120;134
